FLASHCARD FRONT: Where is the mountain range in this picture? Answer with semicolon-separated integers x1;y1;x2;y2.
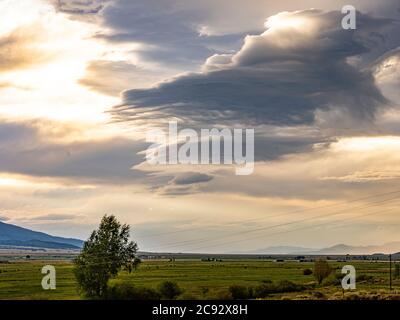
251;242;400;255
1;220;399;255
0;221;83;250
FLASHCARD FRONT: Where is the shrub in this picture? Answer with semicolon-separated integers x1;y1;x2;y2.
253;283;276;298
314;259;332;284
262;279;273;284
322;272;342;286
204;289;233;300
201;287;209;296
225;280;308;300
395;264;400;279
344;291;382;300
313;291;326;299
106;283;160;300
357;274;374;282
178;292;199;300
303;268;313;275
275;280;304;293
158;281;183;300
228;285;252;300
253;280;305;298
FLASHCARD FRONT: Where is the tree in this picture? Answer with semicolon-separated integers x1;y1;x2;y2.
158;281;183;299
133;257;142;270
74;215;138;298
313;259;332;284
303;268;313;276
127;257;142;273
229;285;252;300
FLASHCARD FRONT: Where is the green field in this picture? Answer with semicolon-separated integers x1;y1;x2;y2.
0;259;398;300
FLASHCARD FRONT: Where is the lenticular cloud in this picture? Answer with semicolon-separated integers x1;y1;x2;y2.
113;10;393;127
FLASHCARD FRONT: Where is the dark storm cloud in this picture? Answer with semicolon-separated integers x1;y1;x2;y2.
113;10;392;128
51;0;400;69
253;131;332;161
92;0;250;69
0;120;148;184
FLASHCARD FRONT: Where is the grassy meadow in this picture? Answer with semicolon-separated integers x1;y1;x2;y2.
0;258;399;300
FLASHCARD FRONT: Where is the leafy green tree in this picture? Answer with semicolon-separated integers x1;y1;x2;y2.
133;257;142;271
303;268;313;275
74;215;138;298
313;259;332;284
158;281;183;299
126;257;142;273
229;285;252;300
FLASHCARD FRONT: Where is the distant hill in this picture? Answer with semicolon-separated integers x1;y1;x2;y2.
245;246;317;255
251;242;400;255
314;242;400;255
0;240;80;249
0;221;83;250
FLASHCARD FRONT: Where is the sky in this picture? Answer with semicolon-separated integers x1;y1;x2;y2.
1;0;400;253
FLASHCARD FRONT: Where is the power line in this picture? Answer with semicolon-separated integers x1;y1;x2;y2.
149;195;400;249
189;204;399;252
146;194;400;251
139;189;400;239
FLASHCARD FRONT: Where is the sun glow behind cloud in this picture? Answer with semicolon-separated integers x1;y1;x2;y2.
0;173;99;189
264;11;315;32
333;136;400;153
0;176;30;187
0;0;131;123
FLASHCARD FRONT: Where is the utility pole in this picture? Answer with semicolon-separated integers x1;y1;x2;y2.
390;254;392;291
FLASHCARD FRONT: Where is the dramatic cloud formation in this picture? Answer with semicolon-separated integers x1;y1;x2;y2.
107;9;399;174
92;0;249;70
0;120;148;184
114;10;393;130
51;0;400;70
